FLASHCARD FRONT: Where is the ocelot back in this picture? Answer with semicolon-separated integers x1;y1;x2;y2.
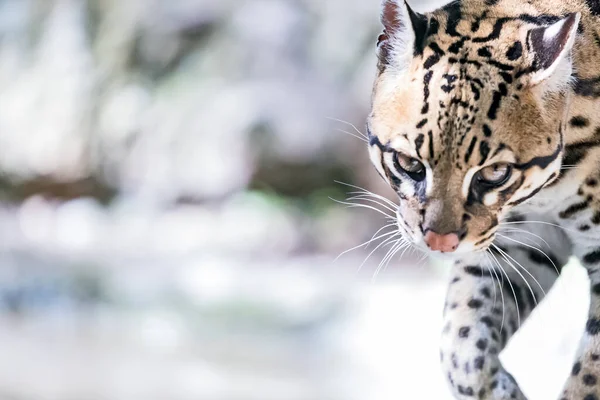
366;0;600;399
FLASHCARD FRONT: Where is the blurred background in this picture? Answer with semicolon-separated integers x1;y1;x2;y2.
0;0;591;399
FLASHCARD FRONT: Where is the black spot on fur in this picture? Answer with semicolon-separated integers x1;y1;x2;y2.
473;18;511;43
480;287;491;299
584;250;600;265
559;200;590;219
470;83;481;100
458;385;475;396
449;38;468;54
464;265;486;277
478;47;492;57
593;283;600;296
584;394;599;400
474;356;485;370
574;74;600;98
583;374;598;386
573;361;582;376
444;1;463;37
459;326;471;338
416;119;427;129
476;338;488;351
452;353;459;369
587;0;600;16
580;225;591;232
506;41;523;60
571;116;591;128
483;125;492;137
480;316;494;328
587;178;599;187
468;299;483;309
587;318;600;335
525;249;560;273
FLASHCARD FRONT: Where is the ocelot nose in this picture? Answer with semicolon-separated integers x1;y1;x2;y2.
423;230;460;253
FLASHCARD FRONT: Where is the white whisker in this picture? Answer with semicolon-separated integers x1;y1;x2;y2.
334;225;397;262
496;233;560;276
487;250;507;333
327;117;368;139
489;247;517;332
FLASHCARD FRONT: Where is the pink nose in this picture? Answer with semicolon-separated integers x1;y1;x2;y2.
424;231;460;253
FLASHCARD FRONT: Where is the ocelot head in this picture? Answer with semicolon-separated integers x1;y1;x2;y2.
367;0;580;256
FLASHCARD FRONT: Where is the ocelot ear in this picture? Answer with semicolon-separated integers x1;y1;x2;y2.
378;0;428;72
528;13;581;87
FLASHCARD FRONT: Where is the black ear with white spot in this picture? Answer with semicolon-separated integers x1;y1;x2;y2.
528;13;581;86
378;0;429;72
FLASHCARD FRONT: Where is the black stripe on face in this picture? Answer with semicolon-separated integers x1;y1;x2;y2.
506;173;554;207
470;11;488;33
483;125;492;137
472;18;511;43
465;137;477;163
487;83;508;120
573;74;600;98
428;130;435;160
478;141;490;166
424;43;445;69
470;83;481;100
506;41;523;60
422;71;434;114
515;138;563;171
444;1;463;37
415;134;425;158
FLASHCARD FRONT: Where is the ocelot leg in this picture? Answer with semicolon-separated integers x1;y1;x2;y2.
559;240;600;400
441;215;572;399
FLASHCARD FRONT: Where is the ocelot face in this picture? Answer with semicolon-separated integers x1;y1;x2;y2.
367;1;579;256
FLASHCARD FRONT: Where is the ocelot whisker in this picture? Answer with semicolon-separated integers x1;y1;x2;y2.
497;228;550;249
358;233;402;273
500;220;580;235
326;117;369;139
483;252;499;314
335;128;368;143
334;225;397;262
372;239;409;283
489;247;519;332
346;194;397;214
487;249;507;334
346;190;398;208
496;233;560;276
492;250;543;334
330;197;395;219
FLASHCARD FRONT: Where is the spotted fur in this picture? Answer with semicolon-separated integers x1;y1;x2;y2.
367;0;600;399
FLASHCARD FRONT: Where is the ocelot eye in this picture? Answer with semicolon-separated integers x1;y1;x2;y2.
477;163;512;186
395;153;426;181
